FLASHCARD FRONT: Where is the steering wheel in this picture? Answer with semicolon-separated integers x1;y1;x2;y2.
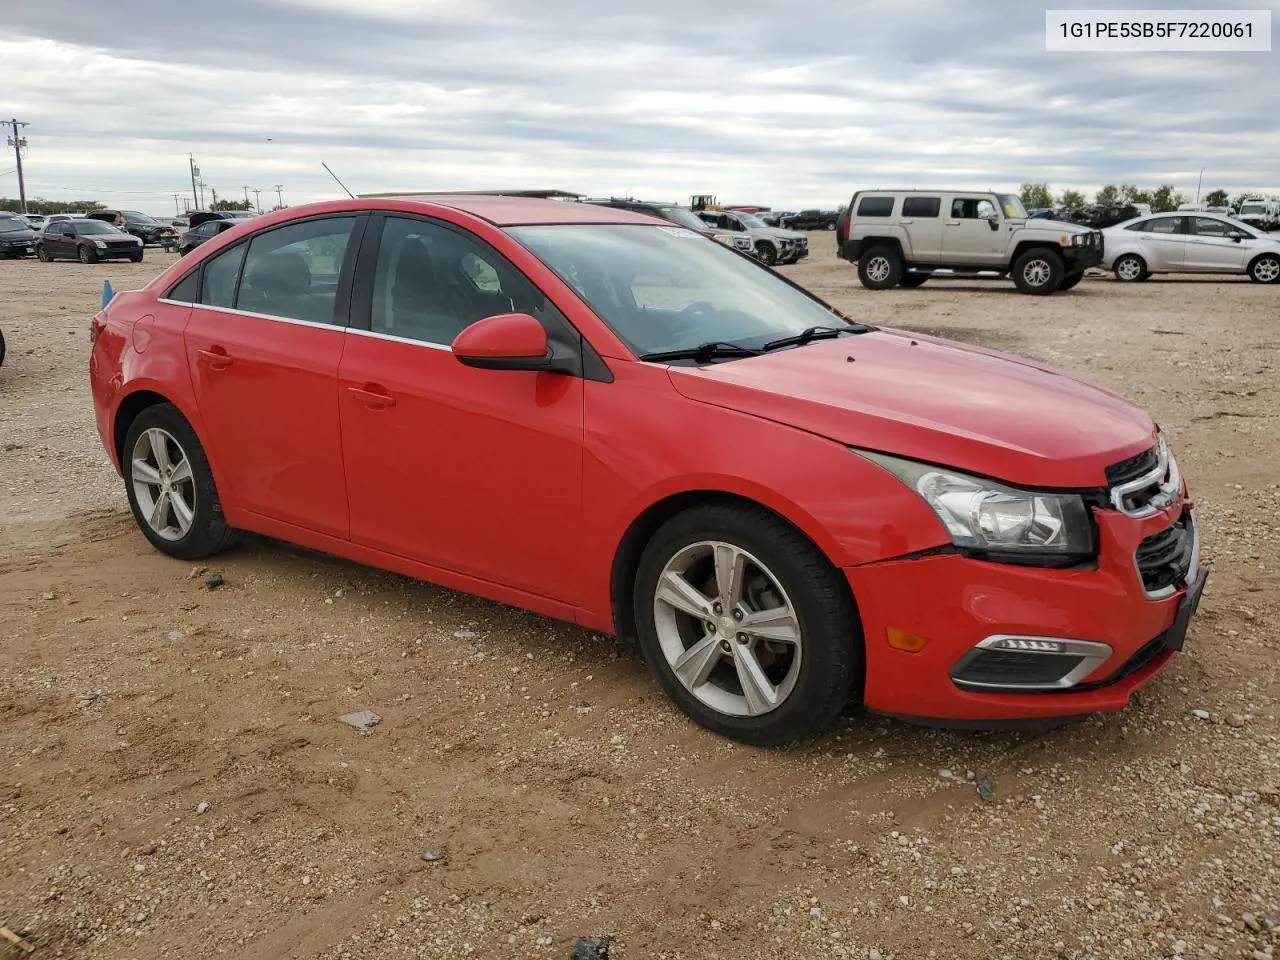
681;301;718;319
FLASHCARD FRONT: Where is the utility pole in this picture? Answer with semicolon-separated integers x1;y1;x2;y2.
189;156;200;210
7;119;30;214
242;185;250;207
274;184;284;209
199;179;206;209
172;193;181;215
252;188;261;212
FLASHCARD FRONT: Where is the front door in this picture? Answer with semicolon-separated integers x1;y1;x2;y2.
1183;216;1251;272
182;214;363;538
941;196;1005;265
338;214;585;603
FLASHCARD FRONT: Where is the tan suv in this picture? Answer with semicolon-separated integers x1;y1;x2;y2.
836;190;1103;294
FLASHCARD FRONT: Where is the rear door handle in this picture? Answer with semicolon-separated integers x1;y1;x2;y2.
347;385;396;409
197;347;232;371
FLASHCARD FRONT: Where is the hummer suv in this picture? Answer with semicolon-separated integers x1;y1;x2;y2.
836;190;1103;294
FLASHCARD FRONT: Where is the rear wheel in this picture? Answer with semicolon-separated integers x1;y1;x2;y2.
633;501;861;745
78;245;98;264
1248;253;1280;284
122;403;236;560
899;273;929;288
857;246;903;290
1011;248;1063;294
1112;254;1148;282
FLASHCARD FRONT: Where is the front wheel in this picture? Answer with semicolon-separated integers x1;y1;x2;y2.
1248;254;1280;284
633;501;861;745
1112;254;1148;282
857;246;903;290
1011;248;1064;294
36;245;52;262
78;245;98;264
122;403;237;560
756;243;778;266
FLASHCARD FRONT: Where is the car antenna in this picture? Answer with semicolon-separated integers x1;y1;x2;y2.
321;162;356;199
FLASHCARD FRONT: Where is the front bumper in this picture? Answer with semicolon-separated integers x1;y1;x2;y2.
1063;231;1104;269
846;500;1200;724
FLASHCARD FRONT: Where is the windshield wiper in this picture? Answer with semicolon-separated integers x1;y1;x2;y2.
761;324;871;352
639;341;762;363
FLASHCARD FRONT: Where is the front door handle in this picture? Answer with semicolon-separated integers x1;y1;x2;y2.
944;220;961;226
347;385;397;409
197;347;232;371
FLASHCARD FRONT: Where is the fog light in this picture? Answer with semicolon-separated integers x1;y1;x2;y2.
989;637;1066;654
950;635;1112;691
886;628;928;652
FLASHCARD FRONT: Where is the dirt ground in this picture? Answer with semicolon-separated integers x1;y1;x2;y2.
1;239;1278;960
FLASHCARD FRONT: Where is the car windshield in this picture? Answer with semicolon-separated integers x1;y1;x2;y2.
997;194;1029;219
0;216;27;231
73;220;122;235
738;214;767;229
508;224;857;359
1240;203;1265;214
659;207;709;231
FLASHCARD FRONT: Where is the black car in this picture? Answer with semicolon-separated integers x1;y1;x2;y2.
85;209;171;245
35;219;144;263
786;209;841;230
178;217;239;255
0;215;38;258
760;210;794;227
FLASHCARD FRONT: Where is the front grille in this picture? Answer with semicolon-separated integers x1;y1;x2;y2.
1104;440;1178;516
1135;514;1194;595
1106;446;1158;486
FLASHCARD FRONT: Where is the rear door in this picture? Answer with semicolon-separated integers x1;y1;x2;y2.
1183;216;1251;272
941;195;1005;265
898;195;944;261
182;214;365;538
1137;216;1188;270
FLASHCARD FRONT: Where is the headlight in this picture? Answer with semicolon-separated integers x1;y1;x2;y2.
94;240;107;248
859;451;1095;560
712;233;735;246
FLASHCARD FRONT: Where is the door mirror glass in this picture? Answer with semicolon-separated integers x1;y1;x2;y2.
452;312;552;371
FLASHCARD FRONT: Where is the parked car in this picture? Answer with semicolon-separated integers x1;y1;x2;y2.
838;189;1102;294
1234;199;1279;232
787;209;841;231
0;214;38;258
89;196;1203;744
176;217;242;256
86;209;172;245
696;209;808;265
1102;212;1280;284
760;210;796;227
36;219;144;263
582;198;756;257
21;213;46;231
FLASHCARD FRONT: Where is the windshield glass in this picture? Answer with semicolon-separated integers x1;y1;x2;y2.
508;224;855;359
0;216;27;231
660;207;709;231
73;220;122;235
1240;203;1265;214
997;194;1029;219
738;214;767;229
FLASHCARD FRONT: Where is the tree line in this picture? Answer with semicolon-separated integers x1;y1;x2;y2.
1018;183;1272;213
0;196;255;214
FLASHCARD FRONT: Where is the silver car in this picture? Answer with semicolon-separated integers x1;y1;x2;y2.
1103;212;1280;284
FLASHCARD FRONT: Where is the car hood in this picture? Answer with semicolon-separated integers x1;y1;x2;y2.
665;329;1155;488
751;226;805;240
0;228;35;240
1013;218;1093;236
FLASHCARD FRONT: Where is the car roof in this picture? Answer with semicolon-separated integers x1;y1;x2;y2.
372;195;660;226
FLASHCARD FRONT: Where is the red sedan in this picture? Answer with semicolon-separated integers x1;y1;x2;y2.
89;196;1204;744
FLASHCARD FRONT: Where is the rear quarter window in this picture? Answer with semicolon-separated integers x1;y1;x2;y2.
856;196;895;217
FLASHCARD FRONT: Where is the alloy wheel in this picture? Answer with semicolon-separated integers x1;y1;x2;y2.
130;427;197;541
1254;257;1280;283
1022;258;1052;287
652;540;802;717
865;256;892;284
1116;257;1143;281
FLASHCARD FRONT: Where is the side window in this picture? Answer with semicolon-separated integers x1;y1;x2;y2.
951;198;997;219
1124;220;1151;232
166;270;200;303
369;216;559;347
902;196;941;218
856;196;895;217
1191;217;1230;238
235;217;356;325
1148;217;1184;235
199;243;246;309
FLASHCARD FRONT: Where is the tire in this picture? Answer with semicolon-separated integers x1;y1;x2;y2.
1058;271;1084;291
1112;254;1148;283
130;251;144;263
1248;253;1280;284
36;244;52;262
0;329;6;368
632;501;861;745
825;221;836;231
78;245;98;264
122;403;237;561
857;246;903;290
755;243;778;267
899;273;929;288
1011;248;1064;294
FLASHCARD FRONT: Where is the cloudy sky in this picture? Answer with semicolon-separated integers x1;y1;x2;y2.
3;0;1277;215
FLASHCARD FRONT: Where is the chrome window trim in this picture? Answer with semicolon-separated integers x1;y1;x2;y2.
345;327;452;352
177;302;344;330
1110;437;1180;518
951;635;1114;692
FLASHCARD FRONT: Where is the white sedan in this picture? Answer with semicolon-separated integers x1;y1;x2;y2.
1102;212;1280;284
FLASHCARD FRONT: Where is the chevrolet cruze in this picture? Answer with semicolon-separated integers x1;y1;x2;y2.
89;197;1205;744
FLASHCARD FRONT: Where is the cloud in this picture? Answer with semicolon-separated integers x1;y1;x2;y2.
3;0;1278;213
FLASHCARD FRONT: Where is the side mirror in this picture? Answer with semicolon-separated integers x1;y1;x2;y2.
1230;233;1245;243
986;215;1000;231
452;312;554;372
